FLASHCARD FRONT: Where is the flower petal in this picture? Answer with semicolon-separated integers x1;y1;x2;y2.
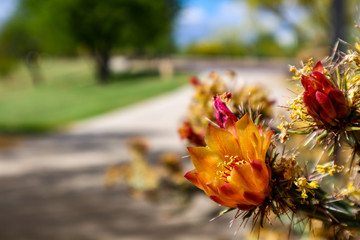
312;72;333;94
250;159;270;189
217;183;254;206
303;89;320;113
313;61;324;73
315;91;336;119
187;146;221;176
209;195;237;208
196;172;228;205
328;88;348;119
260;129;273;159
196;172;218;195
234;113;252;131
213;94;238;129
205;124;241;159
229;164;257;191
243;191;266;205
184;170;202;189
301;75;311;90
235;114;262;160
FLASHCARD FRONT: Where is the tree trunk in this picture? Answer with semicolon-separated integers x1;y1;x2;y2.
94;49;110;84
26;52;43;86
331;0;346;51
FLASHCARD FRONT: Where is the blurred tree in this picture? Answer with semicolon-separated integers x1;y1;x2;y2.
252;32;290;57
63;0;179;83
0;0;179;83
0;12;44;82
245;0;358;54
185;36;292;57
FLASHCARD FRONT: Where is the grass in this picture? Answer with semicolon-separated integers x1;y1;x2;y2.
0;58;190;133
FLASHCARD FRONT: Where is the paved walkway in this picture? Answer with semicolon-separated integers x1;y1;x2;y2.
0;67;289;239
0;86;193;177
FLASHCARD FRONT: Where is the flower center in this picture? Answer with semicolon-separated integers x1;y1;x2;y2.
216;155;248;182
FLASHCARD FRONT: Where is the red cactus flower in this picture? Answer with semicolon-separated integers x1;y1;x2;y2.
189;76;202;86
178;121;205;146
301;61;349;125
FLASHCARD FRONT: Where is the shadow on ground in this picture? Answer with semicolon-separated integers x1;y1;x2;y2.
0;164;235;240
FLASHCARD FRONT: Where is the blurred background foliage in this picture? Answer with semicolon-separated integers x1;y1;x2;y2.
185;0;359;57
0;0;359;133
0;0;179;83
1;0;359;78
245;0;357;53
186;32;294;57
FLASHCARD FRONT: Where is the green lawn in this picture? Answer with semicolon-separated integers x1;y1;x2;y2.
0;58;190;133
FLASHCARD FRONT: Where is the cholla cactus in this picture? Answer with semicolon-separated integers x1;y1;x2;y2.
183;89;360;239
280;48;360;238
176;32;360;239
285;52;360;158
178;72;274;146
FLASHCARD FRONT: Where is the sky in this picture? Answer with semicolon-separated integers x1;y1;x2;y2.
0;0;301;47
0;0;17;25
174;0;301;47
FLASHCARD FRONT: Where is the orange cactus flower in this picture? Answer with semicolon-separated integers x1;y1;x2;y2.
184;113;273;209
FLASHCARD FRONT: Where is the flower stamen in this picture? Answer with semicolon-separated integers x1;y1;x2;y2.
216;155;248;182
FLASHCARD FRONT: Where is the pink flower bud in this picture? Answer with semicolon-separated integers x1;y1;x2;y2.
213;93;238;128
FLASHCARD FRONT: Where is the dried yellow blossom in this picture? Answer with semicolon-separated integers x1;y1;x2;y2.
356;42;360;52
219;92;232;103
294;177;319;201
289;58;315;81
105;165;131;187
340;183;360;200
308;181;319;189
344;52;360;66
350;75;360;85
315;165;344;176
289;65;301;80
277;115;292;143
295;177;308;187
180;72;274;146
288;95;309;121
274;153;301;180
289;65;297;73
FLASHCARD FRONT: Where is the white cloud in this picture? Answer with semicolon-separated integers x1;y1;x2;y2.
258;11;280;31
174;1;249;46
210;2;247;27
282;2;308;25
177;7;206;25
174;6;210;46
275;28;296;47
